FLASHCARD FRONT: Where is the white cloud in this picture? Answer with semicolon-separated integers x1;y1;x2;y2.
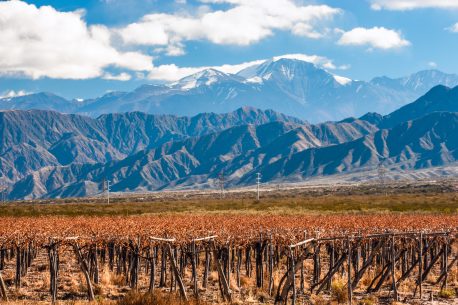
118;0;341;55
338;27;410;50
447;23;458;33
0;1;153;79
102;72;132;81
292;23;324;39
272;54;349;70
370;0;458;10
147;53;347;81
0;90;30;99
428;61;437;68
147;60;266;81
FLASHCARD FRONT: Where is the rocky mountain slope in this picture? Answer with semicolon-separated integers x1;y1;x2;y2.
380;85;458;128
3;85;458;200
0;107;301;186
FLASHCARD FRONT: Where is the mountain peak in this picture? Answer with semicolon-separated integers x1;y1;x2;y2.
237;57;316;79
237;57;353;87
173;68;242;90
258;58;318;80
359;112;383;125
422;84;451;95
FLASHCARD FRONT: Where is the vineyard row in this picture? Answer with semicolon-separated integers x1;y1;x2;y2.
0;230;456;304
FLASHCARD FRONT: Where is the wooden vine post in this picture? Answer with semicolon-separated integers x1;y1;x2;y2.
418;232;423;300
148;245;156;292
72;241;95;301
1;228;458;304
191;235;217;299
150;236;188;301
46;239;60;304
212;242;232;302
166;243;188;301
290;248;296;305
268;236;274;296
191;240;198;297
390;234;398;301
347;237;352;305
0;269;7;302
442;234;449;290
15;244;21;289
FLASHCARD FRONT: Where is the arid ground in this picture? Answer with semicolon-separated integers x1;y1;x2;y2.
1;179;458;305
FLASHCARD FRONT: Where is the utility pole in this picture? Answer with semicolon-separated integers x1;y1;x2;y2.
256;172;261;201
0;183;6;204
377;163;387;185
106;180;111;204
377;162;387;195
218;171;225;199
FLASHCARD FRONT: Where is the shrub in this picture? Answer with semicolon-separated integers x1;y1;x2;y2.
358;296;377;305
438;288;456;299
117;291;210;305
331;279;348;304
310;294;330;305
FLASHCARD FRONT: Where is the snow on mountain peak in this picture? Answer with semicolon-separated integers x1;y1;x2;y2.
174;68;234;90
245;76;264;84
333;75;352;86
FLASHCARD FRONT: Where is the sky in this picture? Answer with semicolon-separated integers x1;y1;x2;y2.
1;0;458;99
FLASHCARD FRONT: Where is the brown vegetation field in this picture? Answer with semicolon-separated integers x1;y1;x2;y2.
0;180;457;305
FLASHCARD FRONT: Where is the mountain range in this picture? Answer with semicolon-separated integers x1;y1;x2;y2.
2;58;458;123
2;84;458;200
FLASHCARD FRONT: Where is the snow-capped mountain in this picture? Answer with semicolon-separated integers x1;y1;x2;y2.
172;68;245;90
2;58;458;122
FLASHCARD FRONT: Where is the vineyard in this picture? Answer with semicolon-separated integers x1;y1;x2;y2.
1;214;458;304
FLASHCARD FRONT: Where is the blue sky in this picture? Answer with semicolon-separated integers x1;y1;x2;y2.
1;0;458;99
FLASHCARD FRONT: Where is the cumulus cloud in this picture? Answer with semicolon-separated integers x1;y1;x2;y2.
0;1;344;82
0;1;153;79
370;0;458;10
0;90;30;99
272;54;349;70
147;59;267;81
447;23;458;33
428;61;438;68
147;53;347;81
118;0;341;55
338;27;410;50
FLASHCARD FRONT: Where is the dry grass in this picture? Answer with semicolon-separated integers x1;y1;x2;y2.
438;288;456;299
330;279;348;304
117;291;211;305
255;290;270;303
240;275;255;288
6;291;212;305
390;302;406;305
207;271;219;283
1;182;457;217
357;296;378;305
360;270;375;289
311;294;331;305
